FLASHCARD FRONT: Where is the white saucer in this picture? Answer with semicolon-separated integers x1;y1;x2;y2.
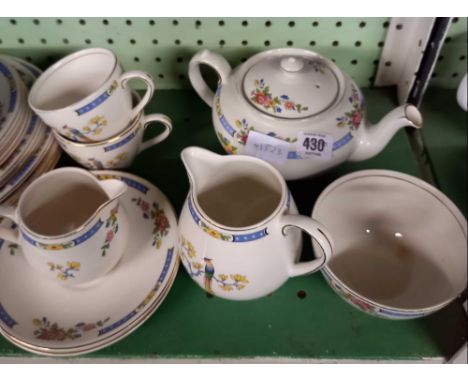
0;107;31;166
0;171;179;356
0;59;27;144
0;128;57;202
1;141;61;207
0;55;42;89
0;113;46;183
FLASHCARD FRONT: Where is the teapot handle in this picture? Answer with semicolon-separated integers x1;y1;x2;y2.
188;50;232;107
280;214;333;278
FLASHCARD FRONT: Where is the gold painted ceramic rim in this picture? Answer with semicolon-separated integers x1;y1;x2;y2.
29;48;119;113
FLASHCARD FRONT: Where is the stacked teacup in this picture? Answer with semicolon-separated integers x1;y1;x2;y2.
28;48;172;170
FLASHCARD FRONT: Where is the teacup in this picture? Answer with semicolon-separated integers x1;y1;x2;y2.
0;167;129;285
53;111;172;170
28;48;155;142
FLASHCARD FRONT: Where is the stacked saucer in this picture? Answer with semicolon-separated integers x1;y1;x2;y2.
0;171;179;356
0;55;61;206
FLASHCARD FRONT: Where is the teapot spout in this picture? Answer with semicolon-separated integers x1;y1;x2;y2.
181;147;223;194
349;104;423;161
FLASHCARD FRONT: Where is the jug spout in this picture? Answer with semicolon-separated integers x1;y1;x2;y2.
99;179;128;202
349;104;423;162
181;147;223;194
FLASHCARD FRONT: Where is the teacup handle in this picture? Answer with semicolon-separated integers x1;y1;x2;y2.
188;49;232;107
138;114;173;153
119;71;155;119
0;206;19;244
280;214;333;277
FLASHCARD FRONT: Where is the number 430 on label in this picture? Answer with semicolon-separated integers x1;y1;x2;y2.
297;132;334;160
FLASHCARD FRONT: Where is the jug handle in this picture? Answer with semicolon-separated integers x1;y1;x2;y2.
280;214;333;278
0;206;19;244
188;50;232;107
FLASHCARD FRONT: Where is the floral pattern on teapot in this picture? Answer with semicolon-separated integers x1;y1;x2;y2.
336;85;364;131
179;236;249;294
216;132;238;155
250;79;309;114
234;118;297;146
214;89;297;149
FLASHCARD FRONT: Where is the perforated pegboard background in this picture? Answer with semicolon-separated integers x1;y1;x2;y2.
430;17;467;88
0;17;465;89
0;17;392;89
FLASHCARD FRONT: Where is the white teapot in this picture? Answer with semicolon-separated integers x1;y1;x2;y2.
189;48;423;180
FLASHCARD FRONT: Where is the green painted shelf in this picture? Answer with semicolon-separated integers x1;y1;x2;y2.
0;87;466;361
419;88;467;216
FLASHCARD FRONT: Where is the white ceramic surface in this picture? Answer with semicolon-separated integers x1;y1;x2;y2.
53;110;172;170
188;48;423;180
28;48;155;142
312;170;467;319
0;171;179;356
179;147;333;300
0;168;128;285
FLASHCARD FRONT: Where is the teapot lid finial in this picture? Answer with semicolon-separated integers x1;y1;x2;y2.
280;57;305;72
243;50;341;119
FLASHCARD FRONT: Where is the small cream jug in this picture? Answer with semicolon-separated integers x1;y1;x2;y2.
178;147;334;300
0;167;128;285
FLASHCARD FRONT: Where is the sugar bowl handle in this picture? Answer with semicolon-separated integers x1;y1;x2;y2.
280;214;333;277
189;50;232;107
0;205;19;244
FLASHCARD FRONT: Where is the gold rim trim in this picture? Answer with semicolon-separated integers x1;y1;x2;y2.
54;112;143;148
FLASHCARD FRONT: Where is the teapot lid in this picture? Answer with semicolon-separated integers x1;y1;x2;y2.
243;53;340;119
